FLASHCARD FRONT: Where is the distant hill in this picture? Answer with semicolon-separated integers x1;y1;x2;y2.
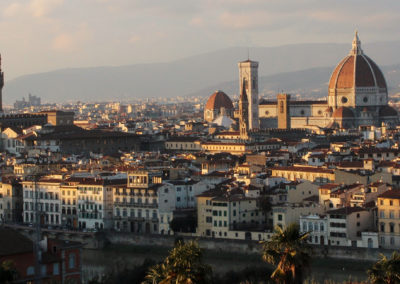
189;64;400;101
4;41;400;104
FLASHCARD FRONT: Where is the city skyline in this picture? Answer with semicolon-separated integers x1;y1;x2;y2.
0;0;400;80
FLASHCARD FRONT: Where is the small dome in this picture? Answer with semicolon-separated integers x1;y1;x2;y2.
333;107;354;118
379;106;398;117
205;91;233;111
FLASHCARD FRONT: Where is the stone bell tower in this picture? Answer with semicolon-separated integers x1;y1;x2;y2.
238;59;259;130
0;54;4;113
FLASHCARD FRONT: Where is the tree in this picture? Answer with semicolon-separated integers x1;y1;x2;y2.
143;240;212;284
261;223;310;284
367;251;400;284
0;260;17;283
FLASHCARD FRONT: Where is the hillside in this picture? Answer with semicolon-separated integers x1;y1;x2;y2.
4;41;400;103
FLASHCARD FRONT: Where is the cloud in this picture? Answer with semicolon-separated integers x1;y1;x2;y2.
129;35;141;43
2;0;64;19
218;11;284;29
3;3;23;17
30;0;64;18
189;17;205;27
51;25;92;52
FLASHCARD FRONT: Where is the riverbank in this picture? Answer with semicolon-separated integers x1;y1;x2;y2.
81;243;374;283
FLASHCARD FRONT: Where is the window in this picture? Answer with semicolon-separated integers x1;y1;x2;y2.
278;214;282;221
303;222;307;231
320;223;324;232
41;265;47;276
27;266;35;276
53;263;60;275
68;253;76;269
390;200;393;206
380;223;385;232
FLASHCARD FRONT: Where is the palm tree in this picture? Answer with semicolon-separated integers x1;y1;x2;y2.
0;261;17;283
143;240;212;284
368;251;400;284
261;223;310;284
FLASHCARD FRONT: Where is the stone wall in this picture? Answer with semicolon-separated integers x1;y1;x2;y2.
104;232;396;261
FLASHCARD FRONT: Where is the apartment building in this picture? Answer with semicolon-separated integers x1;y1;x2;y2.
0;178;23;223
22;176;63;226
377;190;400;249
271;165;335;183
77;177;123;230
60;179;78;229
113;171;161;234
196;189;265;239
326;207;373;247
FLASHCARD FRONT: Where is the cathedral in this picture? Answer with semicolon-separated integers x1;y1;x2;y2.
204;32;398;134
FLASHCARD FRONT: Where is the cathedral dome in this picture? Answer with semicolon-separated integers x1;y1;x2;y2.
205;90;233;111
333;107;354;118
379;106;398;117
328;32;387;91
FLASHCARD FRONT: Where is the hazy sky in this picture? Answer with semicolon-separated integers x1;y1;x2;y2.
0;0;399;80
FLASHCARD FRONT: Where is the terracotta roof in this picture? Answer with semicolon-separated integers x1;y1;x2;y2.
332;107;354;118
205;91;233;111
0;228;33;256
328;35;387;90
378;190;400;199
379;106;398;117
327;206;367;215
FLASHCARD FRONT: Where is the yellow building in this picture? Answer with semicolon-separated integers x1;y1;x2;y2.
378;190;400;249
196;189;266;240
271;165;335;183
60;179;78;229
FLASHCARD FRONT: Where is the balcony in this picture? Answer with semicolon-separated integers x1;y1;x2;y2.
114;202;158;209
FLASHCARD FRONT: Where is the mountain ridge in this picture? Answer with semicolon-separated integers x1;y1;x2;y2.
4;41;400;104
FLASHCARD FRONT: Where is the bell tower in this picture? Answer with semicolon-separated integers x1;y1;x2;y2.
0;54;3;113
238;59;259;129
239;79;249;140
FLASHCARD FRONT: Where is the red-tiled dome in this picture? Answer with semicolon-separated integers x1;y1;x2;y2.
328;33;387;90
205;90;233;111
333;107;354;118
379;106;398;117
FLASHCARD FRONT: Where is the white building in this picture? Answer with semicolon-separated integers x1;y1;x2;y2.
22;177;62;226
300;214;329;245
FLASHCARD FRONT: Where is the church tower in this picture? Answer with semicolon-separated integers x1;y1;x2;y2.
238;59;259;129
0;54;3;113
239;79;249;140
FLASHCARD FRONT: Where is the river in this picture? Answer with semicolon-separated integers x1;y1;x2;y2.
81;244;374;283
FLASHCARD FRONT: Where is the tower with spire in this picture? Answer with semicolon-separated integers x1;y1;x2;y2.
238;59;259;130
0;54;4;113
239;78;249;139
